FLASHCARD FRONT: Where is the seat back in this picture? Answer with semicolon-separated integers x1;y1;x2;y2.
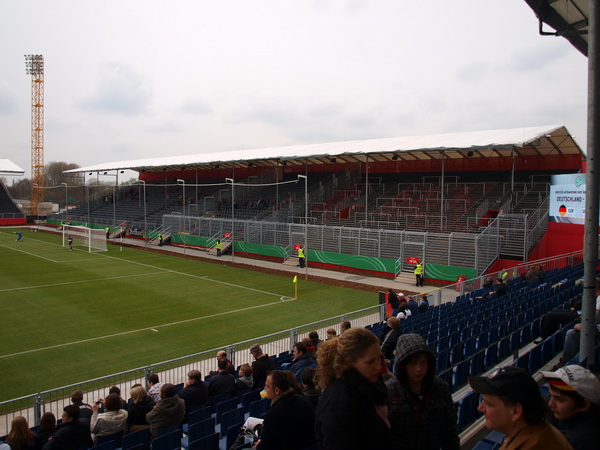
188;432;219;450
151;429;180;450
122;427;150;450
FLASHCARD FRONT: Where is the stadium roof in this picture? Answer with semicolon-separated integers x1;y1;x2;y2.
67;125;583;175
0;159;25;176
524;0;588;56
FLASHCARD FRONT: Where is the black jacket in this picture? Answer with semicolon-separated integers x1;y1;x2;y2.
557;409;600;450
315;372;393;450
42;420;93;450
251;355;275;390
178;380;209;415
257;392;315;450
207;372;236;398
127;395;155;427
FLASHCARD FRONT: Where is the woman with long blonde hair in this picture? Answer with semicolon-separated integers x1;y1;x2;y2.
315;327;393;449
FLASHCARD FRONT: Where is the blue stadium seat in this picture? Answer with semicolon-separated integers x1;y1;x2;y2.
248;398;270;419
181;417;215;450
456;391;481;432
219;407;244;438
224;420;246;450
188;432;219;450
122;428;150;450
453;358;470;391
241;389;261;413
150;429;180;450
215;397;238;424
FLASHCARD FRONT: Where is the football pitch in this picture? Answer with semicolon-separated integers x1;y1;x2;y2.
0;228;377;402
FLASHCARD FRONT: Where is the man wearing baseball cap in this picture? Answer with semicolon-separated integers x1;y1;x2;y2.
541;365;600;449
469;366;572;449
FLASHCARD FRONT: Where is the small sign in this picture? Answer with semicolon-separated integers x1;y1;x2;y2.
224;232;231;238
407;257;420;265
293;244;303;251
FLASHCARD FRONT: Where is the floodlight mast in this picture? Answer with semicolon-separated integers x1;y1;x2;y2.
177;179;186;255
25;54;45;219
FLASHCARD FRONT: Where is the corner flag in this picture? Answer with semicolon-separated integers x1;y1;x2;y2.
293;275;298;299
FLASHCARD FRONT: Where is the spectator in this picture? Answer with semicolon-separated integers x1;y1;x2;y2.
255;370;316;450
42;405;93;450
542;365;600;449
406;296;419;316
5;416;36;450
301;337;316;357
388;288;400;317
469;366;571;449
419;294;430;313
236;363;254;390
35;412;56;449
178;369;209;418
70;390;93;425
386;333;459;450
308;330;322;349
289;342;315;375
314;327;393;449
210;350;236;376
396;302;411;320
146;383;185;438
340;320;351;335
207;360;236;399
90;393;128;444
379;316;403;360
301;367;321;409
147;373;163;404
326;329;337;340
560;279;600;364
107;386;128;411
481;276;494;290
540;299;582;340
474;278;507;302
250;344;275;390
127;385;155;430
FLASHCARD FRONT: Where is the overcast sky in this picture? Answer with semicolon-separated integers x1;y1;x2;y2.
0;1;588;181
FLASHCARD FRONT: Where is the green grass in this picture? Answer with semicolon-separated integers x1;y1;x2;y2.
0;227;377;402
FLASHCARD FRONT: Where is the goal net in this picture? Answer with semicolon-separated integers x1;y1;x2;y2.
62;225;107;252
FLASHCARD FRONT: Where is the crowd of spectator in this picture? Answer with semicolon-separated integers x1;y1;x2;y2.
2;297;599;450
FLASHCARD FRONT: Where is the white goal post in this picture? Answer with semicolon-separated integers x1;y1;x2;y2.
62;225;108;252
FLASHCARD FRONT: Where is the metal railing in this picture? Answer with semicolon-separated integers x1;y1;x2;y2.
0;304;384;434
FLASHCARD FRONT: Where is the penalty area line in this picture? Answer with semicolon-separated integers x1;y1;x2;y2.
0;298;292;359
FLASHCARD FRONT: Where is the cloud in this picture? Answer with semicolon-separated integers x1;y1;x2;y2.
77;63;152;115
181;99;212;115
143;120;186;133
0;80;17;114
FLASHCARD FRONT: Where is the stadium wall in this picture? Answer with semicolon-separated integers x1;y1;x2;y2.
0;218;26;226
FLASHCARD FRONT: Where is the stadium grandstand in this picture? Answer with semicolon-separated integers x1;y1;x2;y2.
0;159;26;226
2;123;599;448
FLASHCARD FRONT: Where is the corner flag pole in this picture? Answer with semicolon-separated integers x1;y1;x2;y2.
293;275;298;299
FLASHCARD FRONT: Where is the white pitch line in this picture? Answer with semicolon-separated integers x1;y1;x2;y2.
0;298;293;359
0;244;59;263
0;272;167;293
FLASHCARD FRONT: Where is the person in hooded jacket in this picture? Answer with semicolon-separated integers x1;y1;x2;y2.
145;383;185;438
90;393;128;444
386;333;459;450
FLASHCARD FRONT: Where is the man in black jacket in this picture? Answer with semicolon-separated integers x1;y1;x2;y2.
178;370;208;419
250;344;275;390
43;405;93;450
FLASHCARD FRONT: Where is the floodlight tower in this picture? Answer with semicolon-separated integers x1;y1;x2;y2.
25;54;45;217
